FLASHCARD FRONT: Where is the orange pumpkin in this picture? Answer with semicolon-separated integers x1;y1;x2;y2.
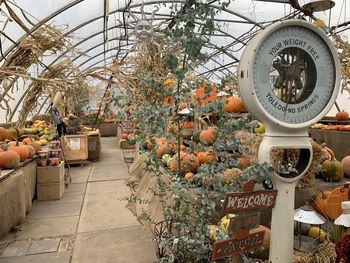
7;141;22;147
183;172;194;183
183;121;194;129
121;134;129;140
195;82;217;106
29;141;41;154
341;156;350;177
237;157;251;170
6;128;17;140
25;145;35;159
155;143;173;157
22;137;34;145
163;96;174;106
197;149;217;165
0;127;7;141
222;168;242;184
171;151;200;175
9;144;29;162
199;127;217;146
0;149;20;169
335;110;349;121
223;96;247;113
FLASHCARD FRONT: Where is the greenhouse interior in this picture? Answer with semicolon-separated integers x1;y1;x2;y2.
0;0;350;262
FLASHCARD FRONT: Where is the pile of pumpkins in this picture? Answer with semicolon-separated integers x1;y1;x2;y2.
0;138;41;170
320;144;350;182
311;110;350;131
146;125;250;184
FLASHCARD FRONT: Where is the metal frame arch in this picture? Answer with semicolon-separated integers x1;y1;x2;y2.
1;0;263;63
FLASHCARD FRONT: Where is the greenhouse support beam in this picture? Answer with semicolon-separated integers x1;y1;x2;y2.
0;0;85;62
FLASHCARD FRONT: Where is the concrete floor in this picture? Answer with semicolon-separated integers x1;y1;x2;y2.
0;137;156;263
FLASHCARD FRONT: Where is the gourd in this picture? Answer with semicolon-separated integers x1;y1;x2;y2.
321;148;343;182
25;145;36;159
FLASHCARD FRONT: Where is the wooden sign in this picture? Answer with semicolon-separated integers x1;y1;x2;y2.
212;230;265;260
229;212;260;234
223;190;277;213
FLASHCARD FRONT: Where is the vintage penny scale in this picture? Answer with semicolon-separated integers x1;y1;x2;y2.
238;19;340;262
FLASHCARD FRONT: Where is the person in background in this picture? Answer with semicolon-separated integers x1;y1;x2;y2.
50;103;66;137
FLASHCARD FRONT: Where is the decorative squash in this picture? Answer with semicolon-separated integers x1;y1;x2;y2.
9;144;29;162
29;141;41;154
335;110;349;121
191;130;201;143
321;148;343;182
197;149;217;165
22;137;34;145
155;143;173;157
195;82;217;106
308;226;327;243
223;96;247;113
341;156;350;177
25;145;35;159
0;149;20;169
199;127;217;146
250;225;271;250
171;151;200;175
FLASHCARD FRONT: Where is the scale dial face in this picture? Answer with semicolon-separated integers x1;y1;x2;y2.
239;20;340;128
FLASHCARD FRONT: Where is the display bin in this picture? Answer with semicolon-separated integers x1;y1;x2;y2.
20;159;37;213
61;135;88;162
37;174;64;201
309;129;350;161
87;134;101;161
119;139;136;150
0;170;26;238
99;123;118;137
37;161;65;184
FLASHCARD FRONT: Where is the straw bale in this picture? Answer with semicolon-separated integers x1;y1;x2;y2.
235;130;323;188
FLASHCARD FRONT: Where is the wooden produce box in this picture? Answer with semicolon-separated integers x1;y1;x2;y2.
37;174;64;201
119;139;136;150
61;135;88;163
37;161;65;184
99;123;118;137
37;161;65;201
0;170;26;238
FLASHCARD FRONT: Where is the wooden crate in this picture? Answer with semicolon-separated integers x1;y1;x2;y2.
61;135;88;162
